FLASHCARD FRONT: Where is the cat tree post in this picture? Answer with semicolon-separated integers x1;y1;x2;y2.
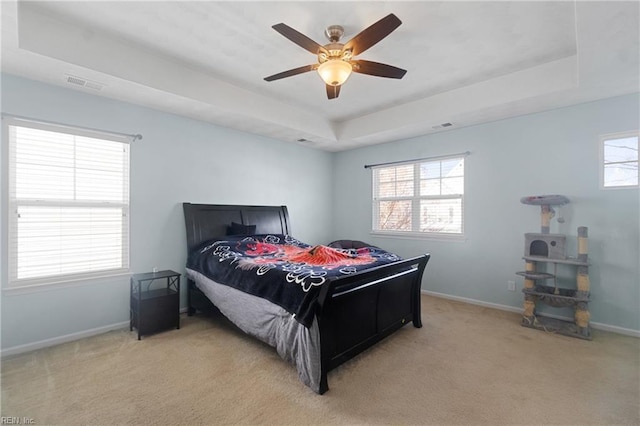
575;226;590;337
522;261;537;324
540;204;554;234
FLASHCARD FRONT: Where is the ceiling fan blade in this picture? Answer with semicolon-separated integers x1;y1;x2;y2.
351;60;407;79
264;64;318;82
272;23;327;55
343;14;402;56
326;84;341;99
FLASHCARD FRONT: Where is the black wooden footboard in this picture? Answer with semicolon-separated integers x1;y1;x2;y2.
315;254;430;394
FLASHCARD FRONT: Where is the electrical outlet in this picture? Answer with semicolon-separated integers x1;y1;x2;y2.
507;280;516;291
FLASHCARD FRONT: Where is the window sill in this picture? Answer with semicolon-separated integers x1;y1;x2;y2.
600;184;639;190
370;231;467;242
3;272;131;296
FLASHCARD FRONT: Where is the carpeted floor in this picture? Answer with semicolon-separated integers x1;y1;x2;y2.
2;295;639;425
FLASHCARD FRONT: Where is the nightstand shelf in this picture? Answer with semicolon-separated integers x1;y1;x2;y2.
130;270;180;340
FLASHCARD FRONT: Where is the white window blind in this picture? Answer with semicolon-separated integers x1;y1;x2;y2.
372;156;465;236
7;120;130;287
601;132;639;189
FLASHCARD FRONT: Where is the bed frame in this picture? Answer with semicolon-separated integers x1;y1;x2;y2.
183;203;430;394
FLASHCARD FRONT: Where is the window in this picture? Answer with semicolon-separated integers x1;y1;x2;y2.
5;118;130;287
372;155;465;236
601;132;638;189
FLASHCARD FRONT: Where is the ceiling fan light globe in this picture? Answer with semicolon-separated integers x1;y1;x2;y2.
318;60;352;86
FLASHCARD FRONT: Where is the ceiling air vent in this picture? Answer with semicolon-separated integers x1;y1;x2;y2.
432;122;453;130
65;75;105;91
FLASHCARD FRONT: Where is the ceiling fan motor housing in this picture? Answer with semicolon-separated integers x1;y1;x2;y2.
320;25;352;63
325;25;344;42
318;43;351;63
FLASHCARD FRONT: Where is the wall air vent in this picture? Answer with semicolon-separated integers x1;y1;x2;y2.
66;75;86;86
65;75;105;91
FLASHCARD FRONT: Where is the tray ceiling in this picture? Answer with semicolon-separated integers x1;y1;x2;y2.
1;1;638;151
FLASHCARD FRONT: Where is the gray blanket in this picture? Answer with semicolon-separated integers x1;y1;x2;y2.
186;268;322;393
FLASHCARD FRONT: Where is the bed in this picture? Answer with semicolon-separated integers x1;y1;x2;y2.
183;203;430;394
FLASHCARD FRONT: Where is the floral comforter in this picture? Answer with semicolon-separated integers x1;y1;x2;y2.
186;234;402;327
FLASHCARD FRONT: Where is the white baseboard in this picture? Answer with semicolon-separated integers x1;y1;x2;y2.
1;321;130;358
1;307;191;357
3;295;637;358
422;290;640;338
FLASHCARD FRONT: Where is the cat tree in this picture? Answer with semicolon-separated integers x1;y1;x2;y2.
516;195;591;340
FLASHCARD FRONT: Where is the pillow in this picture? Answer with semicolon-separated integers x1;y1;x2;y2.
227;222;257;236
327;240;371;249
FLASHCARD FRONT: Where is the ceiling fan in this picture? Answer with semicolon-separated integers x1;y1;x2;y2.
264;13;407;100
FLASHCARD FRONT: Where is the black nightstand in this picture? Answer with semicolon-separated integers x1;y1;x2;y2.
130;270;180;340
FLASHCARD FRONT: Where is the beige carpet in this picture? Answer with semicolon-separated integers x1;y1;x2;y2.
2;295;639;425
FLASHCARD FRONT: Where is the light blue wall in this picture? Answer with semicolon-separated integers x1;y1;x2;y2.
0;74;333;350
331;93;640;332
1;73;638;352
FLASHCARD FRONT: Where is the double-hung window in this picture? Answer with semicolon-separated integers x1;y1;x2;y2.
5;118;130;288
372;155;465;237
601;132;639;189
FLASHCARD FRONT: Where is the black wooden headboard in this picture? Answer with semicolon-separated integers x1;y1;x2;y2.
182;203;291;253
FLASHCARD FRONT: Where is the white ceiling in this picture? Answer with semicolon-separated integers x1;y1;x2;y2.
1;1;638;151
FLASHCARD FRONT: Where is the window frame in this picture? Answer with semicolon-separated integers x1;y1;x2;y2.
3;117;131;289
371;154;466;240
600;130;639;190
